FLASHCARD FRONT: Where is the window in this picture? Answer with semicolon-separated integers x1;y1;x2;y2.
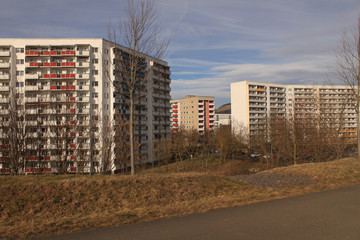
92;58;98;64
16;59;24;64
92;92;98;98
16;48;24;53
92;47;98;53
92;70;98;75
16;82;24;87
16;71;24;76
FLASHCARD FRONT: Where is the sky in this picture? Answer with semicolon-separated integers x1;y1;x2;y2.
1;0;360;107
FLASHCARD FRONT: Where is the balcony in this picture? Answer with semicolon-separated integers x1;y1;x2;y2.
76;62;90;68
25;85;39;91
25;51;40;56
40;74;75;79
76;97;90;102
0;109;9;115
25;73;39;79
76;50;90;56
49;85;75;90
0;74;9;80
0;51;10;57
77;108;90;114
75;85;89;91
0;63;10;68
76;73;90;79
0;86;10;92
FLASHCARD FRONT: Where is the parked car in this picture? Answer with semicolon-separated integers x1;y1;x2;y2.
250;152;261;158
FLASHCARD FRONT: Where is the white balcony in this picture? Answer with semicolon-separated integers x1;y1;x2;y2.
76;85;90;91
25;86;38;91
76;50;90;56
0;51;10;57
76;73;90;79
76;96;90;102
77;108;90;114
25;73;39;79
26;97;38;103
0;86;10;92
0;109;9;114
0;63;10;68
0;74;9;80
76;62;90;68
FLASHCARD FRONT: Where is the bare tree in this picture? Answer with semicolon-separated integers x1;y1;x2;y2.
0;86;27;175
106;0;170;175
330;17;360;157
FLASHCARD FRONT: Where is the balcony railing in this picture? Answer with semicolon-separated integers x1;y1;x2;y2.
76;50;90;56
75;62;90;68
0;74;9;80
0;86;10;92
0;63;10;68
0;51;10;57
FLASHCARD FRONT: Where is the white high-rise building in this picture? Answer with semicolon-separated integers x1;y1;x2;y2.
231;81;356;139
0;38;171;174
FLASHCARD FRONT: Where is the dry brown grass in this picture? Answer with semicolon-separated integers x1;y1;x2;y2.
1;157;360;239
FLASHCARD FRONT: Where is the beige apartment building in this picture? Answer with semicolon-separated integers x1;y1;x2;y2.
231;81;356;140
0;38;171;174
170;95;215;133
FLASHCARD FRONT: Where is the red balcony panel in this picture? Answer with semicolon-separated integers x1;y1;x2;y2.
173;110;178;113
44;156;51;160
0;156;9;161
50;86;56;90
26;51;39;56
70;121;75;125
29;62;39;67
70;132;76;136
69;86;75;90
50;74;57;78
173;123;178;126
173;114;178;117
0;169;10;174
173;119;178;122
43;74;50;78
71;156;76;160
44;168;51;173
43;62;50;67
61;86;66;89
42;51;51;55
70;144;76;149
62;62;75;67
173;105;178;108
69;97;75;101
70;167;76;172
50;62;57;67
70;109;75;113
51;51;57;55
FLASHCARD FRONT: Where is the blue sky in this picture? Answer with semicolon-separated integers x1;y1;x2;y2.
1;0;360;107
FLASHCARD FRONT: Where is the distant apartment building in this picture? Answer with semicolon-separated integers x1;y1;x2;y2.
0;38;171;174
231;81;356;139
214;103;231;128
170;95;215;133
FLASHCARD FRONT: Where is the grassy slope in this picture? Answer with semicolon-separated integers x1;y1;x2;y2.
1;158;360;239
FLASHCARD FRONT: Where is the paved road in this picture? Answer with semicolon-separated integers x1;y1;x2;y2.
39;185;360;240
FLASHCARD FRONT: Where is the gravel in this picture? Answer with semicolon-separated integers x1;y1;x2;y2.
233;173;316;188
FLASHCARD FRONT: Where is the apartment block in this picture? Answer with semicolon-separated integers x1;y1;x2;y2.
0;38;171;174
170;95;215;133
231;81;356;138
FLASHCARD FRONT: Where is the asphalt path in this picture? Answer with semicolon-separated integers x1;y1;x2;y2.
38;185;360;240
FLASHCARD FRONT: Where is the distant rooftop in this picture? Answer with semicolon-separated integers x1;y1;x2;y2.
215;103;231;114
